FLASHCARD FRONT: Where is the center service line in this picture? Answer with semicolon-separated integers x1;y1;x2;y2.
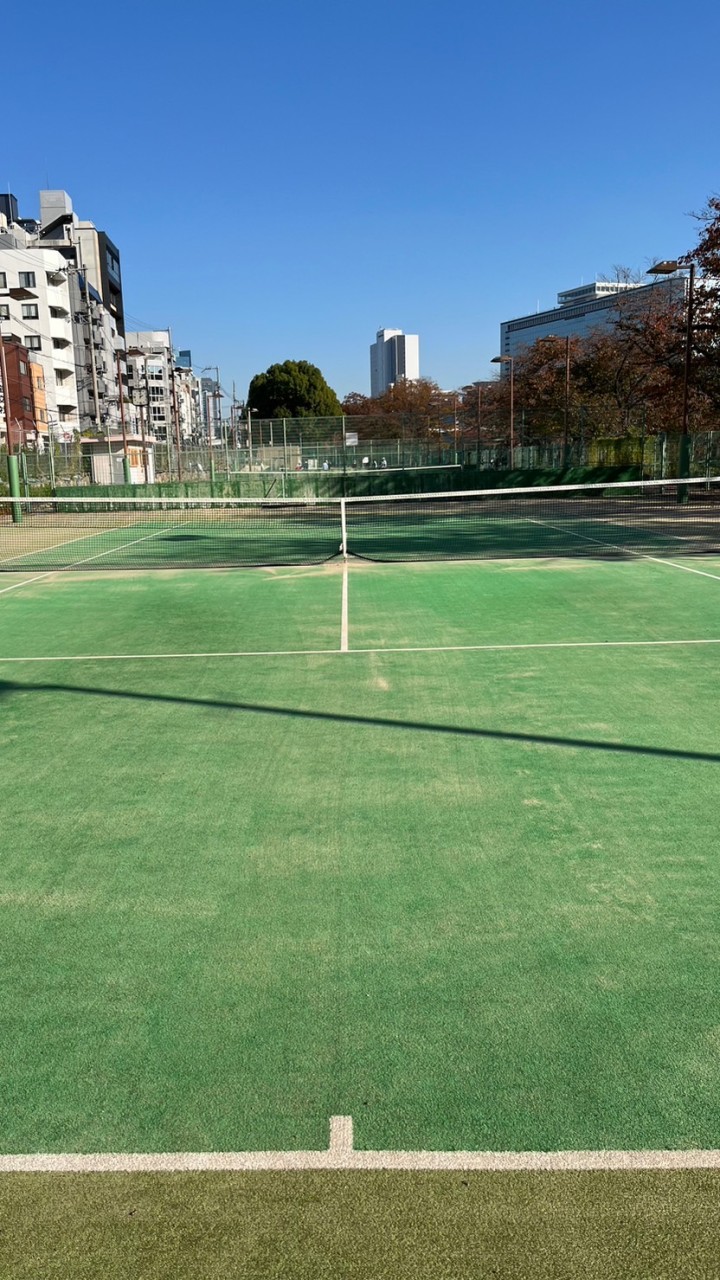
340;561;349;652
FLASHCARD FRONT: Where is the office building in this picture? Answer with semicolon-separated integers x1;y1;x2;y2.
500;278;686;361
370;328;420;397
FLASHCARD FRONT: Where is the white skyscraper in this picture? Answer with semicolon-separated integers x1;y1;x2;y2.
370;328;420;397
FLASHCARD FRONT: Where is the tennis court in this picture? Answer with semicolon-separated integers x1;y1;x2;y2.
1;481;720;1273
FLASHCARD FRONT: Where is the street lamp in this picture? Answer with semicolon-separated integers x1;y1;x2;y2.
491;355;515;465
246;406;258;469
647;258;695;442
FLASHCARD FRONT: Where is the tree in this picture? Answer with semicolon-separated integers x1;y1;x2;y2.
682;195;720;410
247;360;342;419
341;378;457;439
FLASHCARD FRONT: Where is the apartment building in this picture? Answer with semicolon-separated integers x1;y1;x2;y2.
0;205;80;439
0;190;128;439
0;336;36;448
174;363;202;440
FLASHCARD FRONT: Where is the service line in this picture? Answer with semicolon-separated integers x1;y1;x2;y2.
2;1116;720;1173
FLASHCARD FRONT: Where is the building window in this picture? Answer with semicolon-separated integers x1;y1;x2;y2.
22;304;39;319
0;305;9;320
52;338;67;349
149;386;165;400
147;363;164;381
19;272;36;288
151;407;167;421
37;409;47;422
22;396;31;411
26;336;42;351
19;360;28;375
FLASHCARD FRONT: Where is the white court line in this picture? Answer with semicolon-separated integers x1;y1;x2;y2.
340;561;349;652
1;637;720;664
527;516;720;583
0;571;59;596
2;1113;720;1172
0;523;130;567
0;519;188;597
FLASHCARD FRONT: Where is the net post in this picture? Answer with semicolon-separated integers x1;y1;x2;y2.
6;453;22;524
340;497;348;559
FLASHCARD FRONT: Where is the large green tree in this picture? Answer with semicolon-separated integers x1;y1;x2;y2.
247;360;342;419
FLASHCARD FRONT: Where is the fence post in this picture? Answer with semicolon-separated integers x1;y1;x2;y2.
7;452;22;523
677;433;691;503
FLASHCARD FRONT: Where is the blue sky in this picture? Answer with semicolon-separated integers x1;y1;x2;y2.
4;0;719;400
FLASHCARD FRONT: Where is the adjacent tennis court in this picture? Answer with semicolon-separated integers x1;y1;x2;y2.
1;480;720;1274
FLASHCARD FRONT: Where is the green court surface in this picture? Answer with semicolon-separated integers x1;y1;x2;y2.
2;1170;720;1279
1;555;720;1160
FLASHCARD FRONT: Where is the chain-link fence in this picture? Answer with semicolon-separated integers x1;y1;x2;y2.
3;421;720;495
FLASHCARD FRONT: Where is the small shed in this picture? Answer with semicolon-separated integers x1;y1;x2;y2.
81;435;156;485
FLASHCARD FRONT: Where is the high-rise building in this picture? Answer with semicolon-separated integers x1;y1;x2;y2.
370;328;420;397
499;278;686;362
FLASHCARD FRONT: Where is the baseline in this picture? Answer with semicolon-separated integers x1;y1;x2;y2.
1;637;720;664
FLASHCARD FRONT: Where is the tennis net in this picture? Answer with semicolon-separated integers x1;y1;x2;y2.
1;477;719;570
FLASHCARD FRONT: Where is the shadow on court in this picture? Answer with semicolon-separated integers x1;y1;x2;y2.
0;678;718;765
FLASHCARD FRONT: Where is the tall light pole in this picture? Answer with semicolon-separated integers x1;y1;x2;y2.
247;405;258;469
491;355;515;466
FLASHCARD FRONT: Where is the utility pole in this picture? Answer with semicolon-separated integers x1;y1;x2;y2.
82;265;102;432
115;350;131;483
0;332;22;519
168;328;182;483
215;366;228;476
141;355;150;485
